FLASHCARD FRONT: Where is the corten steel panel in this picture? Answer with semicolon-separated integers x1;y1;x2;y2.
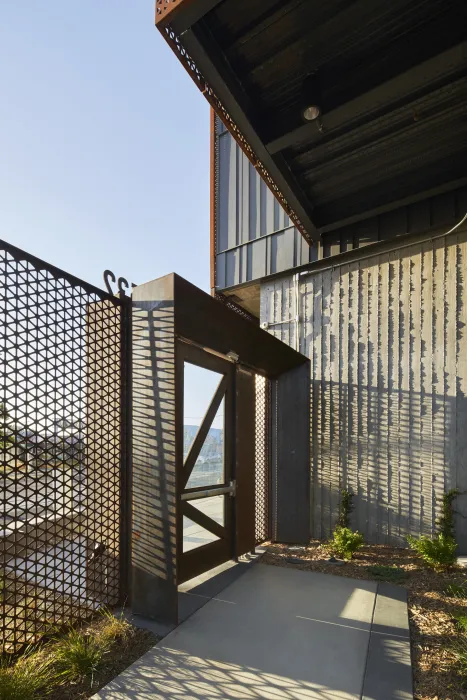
172;274;306;377
131;276;178;625
272;364;311;545
235;366;256;557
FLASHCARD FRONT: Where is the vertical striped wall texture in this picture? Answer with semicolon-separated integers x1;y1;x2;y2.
261;227;467;550
215;116;467;291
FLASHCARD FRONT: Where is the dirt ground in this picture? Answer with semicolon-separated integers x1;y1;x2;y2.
263;541;467;700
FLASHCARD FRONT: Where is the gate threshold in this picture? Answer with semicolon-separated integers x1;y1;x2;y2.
121;549;265;639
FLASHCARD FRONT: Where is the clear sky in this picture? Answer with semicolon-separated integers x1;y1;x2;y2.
0;0;210;292
1;2;221;441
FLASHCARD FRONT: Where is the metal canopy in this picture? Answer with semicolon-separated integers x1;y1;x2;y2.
156;0;467;244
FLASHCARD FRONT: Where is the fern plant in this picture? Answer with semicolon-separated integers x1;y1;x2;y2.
407;489;461;570
407;533;457;571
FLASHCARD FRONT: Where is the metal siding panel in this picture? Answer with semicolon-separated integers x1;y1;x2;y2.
260;179;268;237
249;162;259;240
265;184;275;234
270;229;295;275
241;147;250;244
218;133;238;251
248;237;267;281
225;249;240;287
216;252;226;289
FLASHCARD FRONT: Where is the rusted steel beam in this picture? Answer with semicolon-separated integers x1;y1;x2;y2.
155;0;223;31
210;108;216;295
155;0;188;28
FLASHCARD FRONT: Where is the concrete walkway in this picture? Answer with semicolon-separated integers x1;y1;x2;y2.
93;564;412;699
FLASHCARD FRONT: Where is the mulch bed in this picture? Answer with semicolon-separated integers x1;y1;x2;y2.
263;541;467;700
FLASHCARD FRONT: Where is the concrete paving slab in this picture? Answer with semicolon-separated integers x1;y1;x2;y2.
93;564;378;700
361;583;413;699
371;583;410;638
362;631;413;700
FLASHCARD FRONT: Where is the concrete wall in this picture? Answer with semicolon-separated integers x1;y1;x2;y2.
261;226;467;550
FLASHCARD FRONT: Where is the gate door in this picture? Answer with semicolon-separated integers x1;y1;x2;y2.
177;342;235;583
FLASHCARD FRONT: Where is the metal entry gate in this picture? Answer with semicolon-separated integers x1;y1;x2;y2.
0;240;129;652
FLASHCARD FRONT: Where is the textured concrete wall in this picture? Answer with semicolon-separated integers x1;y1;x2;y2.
261;226;467;550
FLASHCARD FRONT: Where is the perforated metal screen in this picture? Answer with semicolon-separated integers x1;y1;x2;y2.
255;375;270;545
0;241;126;652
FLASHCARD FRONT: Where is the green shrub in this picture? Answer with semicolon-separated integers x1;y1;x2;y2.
337;490;354;529
0;650;58;699
330;526;364;560
366;565;409;583
407;533;457;571
55;628;109;686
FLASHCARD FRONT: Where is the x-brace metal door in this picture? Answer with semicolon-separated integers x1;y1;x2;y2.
176;341;234;584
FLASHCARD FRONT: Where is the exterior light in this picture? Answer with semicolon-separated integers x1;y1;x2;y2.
302;104;321;122
226;351;239;363
301;73;322;123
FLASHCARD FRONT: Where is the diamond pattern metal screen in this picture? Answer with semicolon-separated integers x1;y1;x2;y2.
0;241;125;652
255;375;270;545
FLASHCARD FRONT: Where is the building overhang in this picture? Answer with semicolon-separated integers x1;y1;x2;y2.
156;0;467;245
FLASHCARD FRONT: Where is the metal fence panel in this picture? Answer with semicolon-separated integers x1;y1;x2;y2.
0;241;125;652
255;375;270;545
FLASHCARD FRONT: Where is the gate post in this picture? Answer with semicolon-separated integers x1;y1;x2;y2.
131;276;178;626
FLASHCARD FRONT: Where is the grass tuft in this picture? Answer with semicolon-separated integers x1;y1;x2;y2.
97;607;132;646
453;613;467;633
453;634;467;681
0;649;58;699
366;565;409;583
54;628;109;686
445;582;467;599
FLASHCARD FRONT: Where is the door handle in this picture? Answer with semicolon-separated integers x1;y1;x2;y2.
181;480;236;501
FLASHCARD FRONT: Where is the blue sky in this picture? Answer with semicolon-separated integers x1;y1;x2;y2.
0;1;210;292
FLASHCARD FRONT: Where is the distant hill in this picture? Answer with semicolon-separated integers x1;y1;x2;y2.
183;424;223;460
